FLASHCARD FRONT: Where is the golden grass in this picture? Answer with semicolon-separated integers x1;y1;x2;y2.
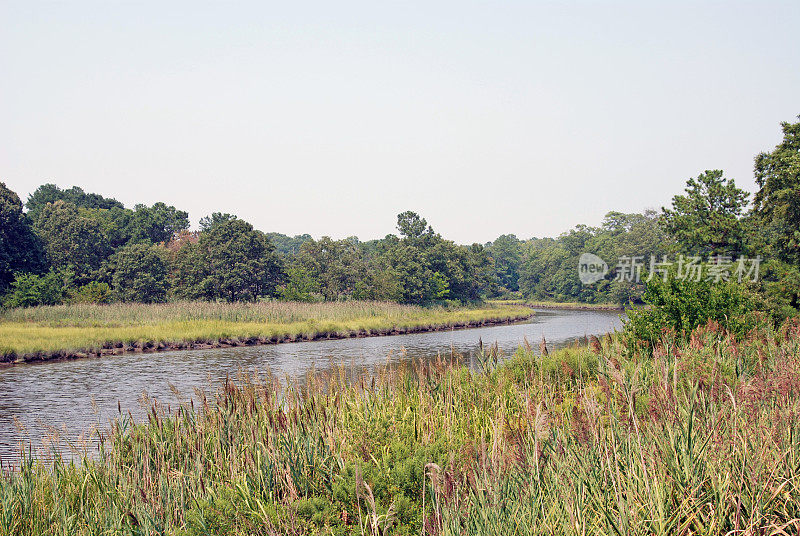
0;301;533;358
521;299;625;310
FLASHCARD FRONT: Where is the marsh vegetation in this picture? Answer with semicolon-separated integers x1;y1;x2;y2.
1;316;799;534
0;301;532;361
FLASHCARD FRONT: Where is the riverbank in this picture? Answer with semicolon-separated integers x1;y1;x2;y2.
490;298;626;311
2;320;797;534
527;300;625;311
0;301;534;364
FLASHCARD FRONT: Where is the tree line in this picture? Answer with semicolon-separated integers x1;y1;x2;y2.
0;186;495;306
1;117;798;317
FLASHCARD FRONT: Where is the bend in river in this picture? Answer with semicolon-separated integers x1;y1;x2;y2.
0;308;624;461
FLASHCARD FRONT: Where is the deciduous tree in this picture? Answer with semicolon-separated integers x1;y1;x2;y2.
108;242;170;303
33;200;111;282
0;182;46;293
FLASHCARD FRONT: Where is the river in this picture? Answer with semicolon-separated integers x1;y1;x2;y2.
0;308;623;461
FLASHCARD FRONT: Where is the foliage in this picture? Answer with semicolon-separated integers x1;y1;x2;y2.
396;210;430;240
64;201;187;251
752;116;800;265
486;234;522;293
266;232;313;256
78;205;133;248
381;212;494;305
33;200;111;282
170;218;283;302
25;183;123;223
126;202;189;244
277;263;319;302
168;240;207;301
518;211;667;305
198;212;237;231
754;258;800;323
107;242;170;303
68;281;113;304
2;270;65;308
0;182;46;293
519;237;582;302
296;237;367;301
624;270;757;345
661;169;749;256
199;219;282;301
1;116;798;320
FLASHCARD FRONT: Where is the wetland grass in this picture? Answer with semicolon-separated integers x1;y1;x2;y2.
2;318;800;534
0;301;533;362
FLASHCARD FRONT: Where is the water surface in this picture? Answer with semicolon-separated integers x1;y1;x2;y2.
0;308;623;460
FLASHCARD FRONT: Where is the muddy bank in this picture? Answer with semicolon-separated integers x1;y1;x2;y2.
1;312;534;365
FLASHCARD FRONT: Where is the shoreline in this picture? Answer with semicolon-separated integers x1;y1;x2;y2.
0;311;534;365
527;302;626;312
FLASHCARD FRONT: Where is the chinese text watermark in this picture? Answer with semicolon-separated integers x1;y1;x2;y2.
579;254;761;285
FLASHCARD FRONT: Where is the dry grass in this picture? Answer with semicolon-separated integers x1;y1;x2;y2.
522;299;626;310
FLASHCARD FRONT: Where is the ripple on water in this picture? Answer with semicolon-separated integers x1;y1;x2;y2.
0;308;624;461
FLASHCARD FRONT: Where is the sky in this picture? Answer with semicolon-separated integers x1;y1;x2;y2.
1;1;799;244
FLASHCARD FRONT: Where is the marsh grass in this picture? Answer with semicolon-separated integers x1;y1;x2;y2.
0;301;533;359
522;300;626;310
1;301;422;326
2;318;800;534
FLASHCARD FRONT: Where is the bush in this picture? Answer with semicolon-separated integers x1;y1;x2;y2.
624;273;757;346
68;281;113;304
2;270;64;308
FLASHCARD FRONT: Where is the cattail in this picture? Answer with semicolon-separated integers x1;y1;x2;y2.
589;335;602;354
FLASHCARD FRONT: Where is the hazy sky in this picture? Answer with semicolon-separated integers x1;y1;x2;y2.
2;1;798;243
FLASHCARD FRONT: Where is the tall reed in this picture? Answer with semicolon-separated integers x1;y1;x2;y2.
1;318;799;534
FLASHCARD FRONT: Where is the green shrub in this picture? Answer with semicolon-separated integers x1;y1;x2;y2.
68;281;112;304
624;273;757;347
2;270;65;308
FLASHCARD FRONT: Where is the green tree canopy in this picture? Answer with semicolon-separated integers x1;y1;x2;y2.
127;202;189;244
0;182;46;292
517;210;668;305
488;234;522;293
752;117;800;265
265;232;313;256
396;211;433;241
33;200;111;282
2;269;65;308
661;170;749;256
198;212;237;232
26;184;123;223
107;242;170;303
380;211;494;304
172;219;283;301
296;237;366;301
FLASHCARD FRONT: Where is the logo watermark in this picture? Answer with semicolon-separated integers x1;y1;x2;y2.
578;253;609;284
579;254;762;285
